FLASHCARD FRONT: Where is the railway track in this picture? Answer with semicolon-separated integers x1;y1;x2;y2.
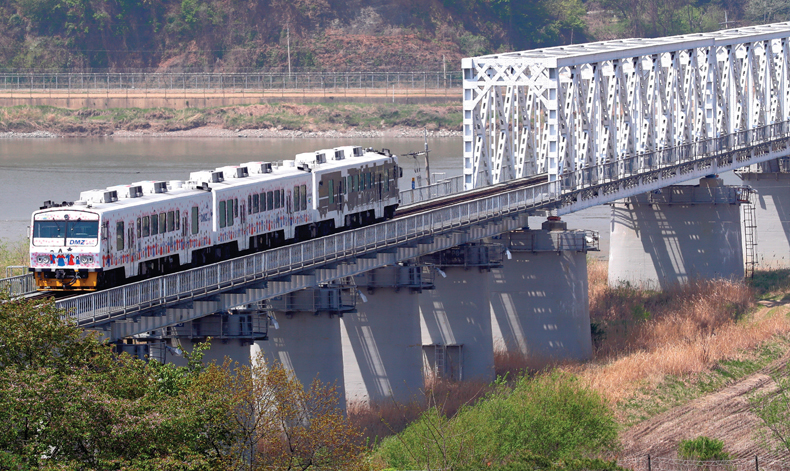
21;291;80;302
394;173;549;218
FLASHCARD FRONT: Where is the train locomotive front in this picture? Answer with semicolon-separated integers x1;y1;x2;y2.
29;206;104;290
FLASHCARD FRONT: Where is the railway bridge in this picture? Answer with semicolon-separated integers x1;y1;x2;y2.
6;22;790;406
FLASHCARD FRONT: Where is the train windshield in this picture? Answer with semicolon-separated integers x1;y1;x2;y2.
33;220;99;246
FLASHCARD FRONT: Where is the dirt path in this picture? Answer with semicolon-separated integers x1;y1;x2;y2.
621;301;790;459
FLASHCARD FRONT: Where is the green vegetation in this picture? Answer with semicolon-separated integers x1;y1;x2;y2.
0;0;758;71
0;295;363;470
375;372;619;470
0;103;463;134
678;436;731;461
751;269;790;301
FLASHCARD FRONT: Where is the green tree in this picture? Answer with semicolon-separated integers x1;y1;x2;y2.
0;294;365;470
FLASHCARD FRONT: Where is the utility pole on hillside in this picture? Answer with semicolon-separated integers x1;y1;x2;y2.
287;27;291;79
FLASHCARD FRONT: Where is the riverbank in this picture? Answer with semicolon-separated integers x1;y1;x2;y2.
0;103;463;139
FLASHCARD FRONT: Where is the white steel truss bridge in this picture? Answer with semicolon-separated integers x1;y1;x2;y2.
462;21;790;190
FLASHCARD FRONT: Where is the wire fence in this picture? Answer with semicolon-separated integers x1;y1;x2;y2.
0;71;462;91
619;456;790;471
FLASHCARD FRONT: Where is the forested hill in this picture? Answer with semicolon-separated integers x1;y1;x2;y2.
0;0;768;71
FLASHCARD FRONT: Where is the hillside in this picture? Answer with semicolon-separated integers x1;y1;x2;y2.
0;0;765;72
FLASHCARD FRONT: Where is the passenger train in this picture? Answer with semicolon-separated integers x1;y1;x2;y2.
29;146;401;291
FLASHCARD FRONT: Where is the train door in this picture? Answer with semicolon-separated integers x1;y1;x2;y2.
127;224;134;266
181;209;189;267
377;169;384;218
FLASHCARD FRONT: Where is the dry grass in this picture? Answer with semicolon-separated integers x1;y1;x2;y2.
570;259;790;408
0;237;28;275
493;349;575;379
588;259;753;359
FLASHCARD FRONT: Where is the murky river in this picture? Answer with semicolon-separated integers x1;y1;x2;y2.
0;136;743;258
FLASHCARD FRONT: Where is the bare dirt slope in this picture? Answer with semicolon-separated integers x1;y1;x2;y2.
621;301;790;460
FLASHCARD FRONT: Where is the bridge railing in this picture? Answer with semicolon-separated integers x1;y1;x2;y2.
0;273;35;297
399;175;464;206
560;121;790;192
57;179;561;323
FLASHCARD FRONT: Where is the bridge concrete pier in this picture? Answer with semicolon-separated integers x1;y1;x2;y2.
258;313;346;401
341;289;424;407
738;162;790;269
144;339;260;369
489;227;593;367
608;177;745;289
419;264;496;383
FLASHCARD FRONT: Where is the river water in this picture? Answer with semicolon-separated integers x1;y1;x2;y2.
2;136;742;259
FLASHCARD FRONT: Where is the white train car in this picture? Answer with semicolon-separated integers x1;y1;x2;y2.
29;146;400;291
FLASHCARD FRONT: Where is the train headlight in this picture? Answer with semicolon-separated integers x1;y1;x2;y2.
80;255;94;264
36;255;50;264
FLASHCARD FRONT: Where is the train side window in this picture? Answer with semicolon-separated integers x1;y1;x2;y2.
274;190;281;209
219;201;227;228
329;180;334;204
167;211;175;232
116;221;124;251
281;190;285;209
159;213;167;233
142;216;150;237
152;213;159;235
234;198;239;218
191;207;199;234
293;186;300;210
136;217;141;238
301;184;307;210
253;194;259;213
176;210;180;230
248;195;252;214
354;174;359;192
227;199;234;226
267;191;273;210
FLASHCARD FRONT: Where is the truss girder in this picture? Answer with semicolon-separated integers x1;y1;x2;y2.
462;22;790;190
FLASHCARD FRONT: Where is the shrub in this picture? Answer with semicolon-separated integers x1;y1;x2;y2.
375;371;619;470
678;436;731;461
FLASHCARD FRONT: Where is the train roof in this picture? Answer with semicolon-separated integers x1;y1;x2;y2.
34;145;395;217
294;146;395;171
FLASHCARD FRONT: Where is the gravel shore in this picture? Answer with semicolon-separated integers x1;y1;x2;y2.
0;126;461;139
